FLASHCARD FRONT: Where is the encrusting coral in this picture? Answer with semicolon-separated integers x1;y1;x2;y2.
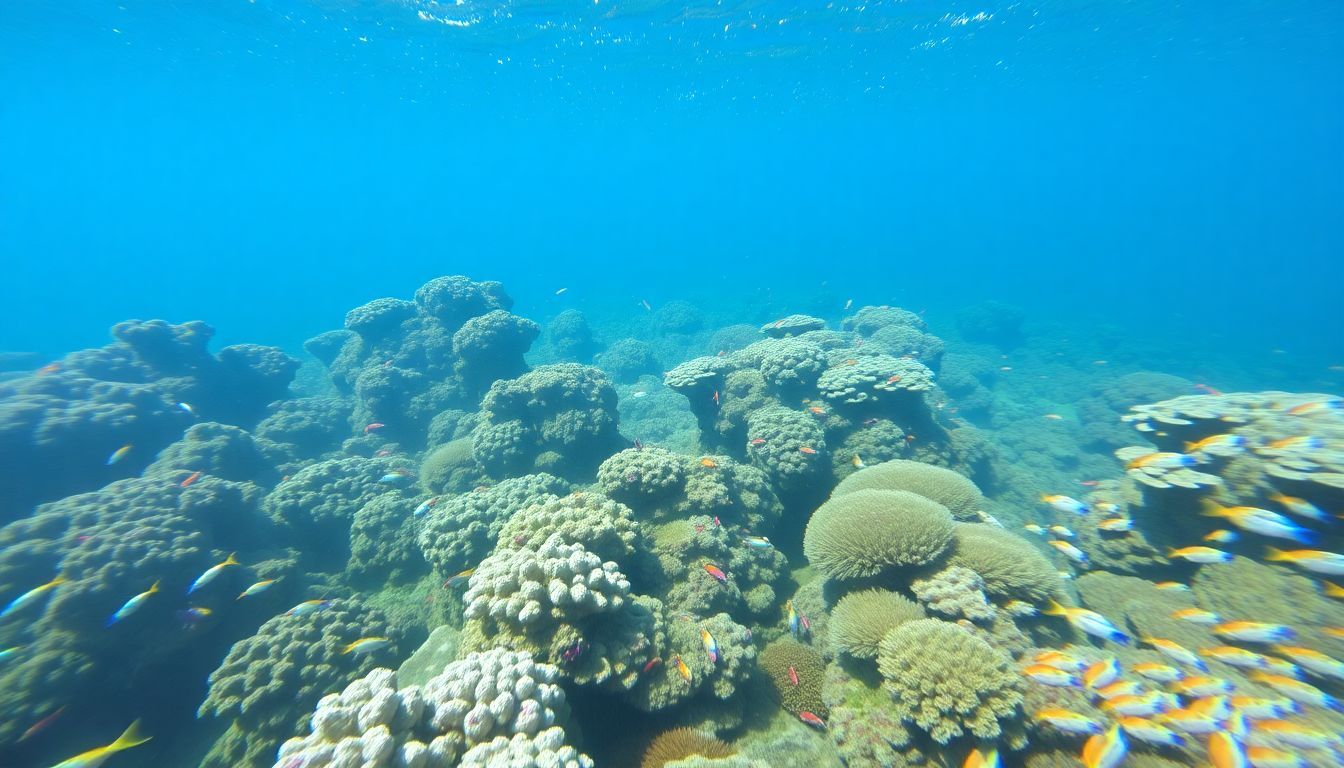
803;489;955;579
876;618;1024;745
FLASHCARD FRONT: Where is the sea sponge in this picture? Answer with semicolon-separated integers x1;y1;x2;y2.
199;598;398;767
759;638;828;717
911;565;995;622
877;618;1023;744
829;588;925;660
417;473;569;579
945;523;1063;602
641;728;735;768
803;490;954;579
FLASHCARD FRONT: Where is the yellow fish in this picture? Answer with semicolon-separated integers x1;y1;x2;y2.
341;637;391;655
49;720;150;768
1;575;66;619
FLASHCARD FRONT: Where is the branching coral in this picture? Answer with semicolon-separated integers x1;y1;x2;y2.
877;619;1023;744
803;490;954;579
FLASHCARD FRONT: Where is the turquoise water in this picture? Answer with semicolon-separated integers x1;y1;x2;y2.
2;2;1343;767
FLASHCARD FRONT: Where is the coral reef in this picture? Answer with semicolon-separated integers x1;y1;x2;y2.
144;421;279;484
596;447;782;531
910;565;995;622
831;459;986;521
945;523;1063;602
417;473;569;579
546;309;600;363
828;588;925;660
876;618;1024;744
641;728;735;768
803;490;954;579
348;494;428;585
597;338;661;383
759;638;828;717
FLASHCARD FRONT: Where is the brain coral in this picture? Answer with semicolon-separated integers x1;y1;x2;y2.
417;473;569;579
832;459;986;521
759;638;828;717
803;489;954;579
199;598;398;767
829;588;926;660
877;618;1023;744
945;523;1063;602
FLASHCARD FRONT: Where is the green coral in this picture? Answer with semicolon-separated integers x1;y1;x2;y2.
829;588;925;660
832;459;985;520
418;437;487;495
803;490;954;579
198;598;399;768
495;491;642;563
945;523;1063;602
348;494;427;585
877;618;1023;744
597;448;782;532
760;638;828;717
416;473;569;579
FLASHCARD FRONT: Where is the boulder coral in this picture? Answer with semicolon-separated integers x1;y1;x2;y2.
596;447;782;532
876;618;1024;744
417;473;569;580
199;598;399;768
803;490;955;580
348;494;428;585
144;421;280;485
759;638;828;717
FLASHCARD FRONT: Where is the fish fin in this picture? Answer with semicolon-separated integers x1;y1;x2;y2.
1199;499;1229;518
49;575;68;587
108;719;152;752
1044;600;1067;617
148;580;160;593
1264;546;1288;561
1165;548;1180;558
224;552;238;566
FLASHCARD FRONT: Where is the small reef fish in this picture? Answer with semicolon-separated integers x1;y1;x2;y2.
640;299;652;311
1261;657;1300;678
1214;621;1295;644
975;510;1005;528
797;711;826;730
1081;724;1127;768
378;470;414;484
1035;708;1103;735
1048;540;1089;566
1042;494;1089;515
285;599;334;616
844;299;853;310
1271;646;1344;681
962;748;999;768
1262;436;1324;452
1251;720;1334;750
237;579;277;599
1093;680;1143;700
1023;663;1082;688
1267;493;1329;523
1083;658;1121;690
106;444;133;465
741;535;772;549
1143;637;1209;671
554;287;567;295
1157;707;1222;734
702;563;728;583
1200;646;1269;669
364;422;385;434
1044;413;1064;421
850;454;864;468
48;719;150;768
1166;546;1233;564
700;628;719;664
1325;627;1344;638
1024;524;1046;535
699;457;717;468
673;655;691;682
1247;671;1344;711
1044;601;1130;645
188;553;239;594
180;471;202;488
444;569;474;589
1034;650;1088;673
342;637;391;655
1169;675;1234;697
1245;747;1307;768
19;705;65;742
787;665;799;686
1098;518;1134;532
1;575;66;619
642;657;661;674
1100;692;1168;717
1286;399;1342;416
1207;731;1249;768
0;646;21;663
1049;525;1076;539
107;580;159;626
1202;503;1316;544
413;497;439;517
798;445;817;455
1132;662;1183;683
1125;452;1197;471
1185;434;1247;453
749;438;766;445
36;362;61;375
176;606;211;625
1205;530;1240;544
1154;581;1189;592
1264;547;1344;575
1230;696;1299;719
1116;716;1184;748
177;401;195;415
1170;608;1222;625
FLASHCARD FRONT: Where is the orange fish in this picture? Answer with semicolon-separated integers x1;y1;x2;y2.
750;438;766;445
712;390;720;405
702;563;728;583
700;457;717;468
180;471;202;488
798;446;817;455
808;406;826;415
885;375;902;384
673;654;691;682
18;705;65;742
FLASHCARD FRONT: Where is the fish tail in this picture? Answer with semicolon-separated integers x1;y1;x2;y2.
49;575;68;587
1044;600;1067;617
1165;547;1181;558
149;580;160;593
341;641;358;654
224;552;238;566
108;719;152;752
1199;499;1229;518
1264;546;1289;562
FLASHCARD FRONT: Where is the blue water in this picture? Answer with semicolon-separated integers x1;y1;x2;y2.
3;1;1341;365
